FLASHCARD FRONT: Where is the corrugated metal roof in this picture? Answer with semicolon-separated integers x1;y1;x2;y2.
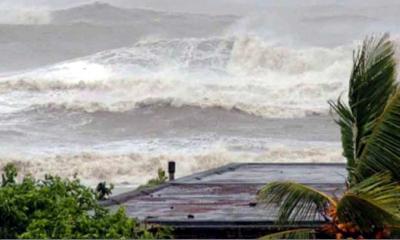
105;163;346;228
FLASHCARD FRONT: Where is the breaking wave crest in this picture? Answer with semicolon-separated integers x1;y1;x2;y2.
0;36;352;118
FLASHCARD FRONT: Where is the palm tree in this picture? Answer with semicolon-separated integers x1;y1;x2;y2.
257;34;400;239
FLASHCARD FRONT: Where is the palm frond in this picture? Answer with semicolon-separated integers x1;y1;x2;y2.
260;228;316;239
337;173;400;232
330;34;397;184
349;34;397;159
257;182;335;223
355;92;400;180
329;97;355;182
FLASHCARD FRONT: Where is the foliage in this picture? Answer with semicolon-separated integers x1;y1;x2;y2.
1;163;17;186
329;33;398;185
137;168;168;190
258;181;334;223
259;228;316;239
0;164;171;239
336;173;400;230
258;34;400;239
258;173;400;238
95;181;114;200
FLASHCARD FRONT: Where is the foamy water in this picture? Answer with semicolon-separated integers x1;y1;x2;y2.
1;1;400;187
0;36;352;117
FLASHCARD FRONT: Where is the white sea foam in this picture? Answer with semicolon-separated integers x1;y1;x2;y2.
1;144;343;186
0;36;353;118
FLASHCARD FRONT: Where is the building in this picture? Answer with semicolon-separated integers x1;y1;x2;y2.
103;163;346;238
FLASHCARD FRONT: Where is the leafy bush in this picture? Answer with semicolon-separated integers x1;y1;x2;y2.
95;181;114;200
1;163;17;186
0;164;171;239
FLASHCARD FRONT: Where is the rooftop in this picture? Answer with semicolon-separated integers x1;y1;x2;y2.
104;162;346;238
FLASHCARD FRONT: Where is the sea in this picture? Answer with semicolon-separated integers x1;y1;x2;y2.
0;0;399;187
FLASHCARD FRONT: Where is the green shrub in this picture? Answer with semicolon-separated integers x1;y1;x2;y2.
1;163;17;186
95;181;114;200
0;164;171;239
137;168;168;190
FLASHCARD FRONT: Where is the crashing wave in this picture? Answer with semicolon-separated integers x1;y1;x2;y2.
0;36;353;118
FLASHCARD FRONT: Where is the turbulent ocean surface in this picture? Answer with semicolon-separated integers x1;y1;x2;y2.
0;0;399;187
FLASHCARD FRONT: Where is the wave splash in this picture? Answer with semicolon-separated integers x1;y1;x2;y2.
2;144;342;186
0;36;352;118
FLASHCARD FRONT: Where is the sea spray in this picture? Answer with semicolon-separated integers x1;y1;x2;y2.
0;36;352;118
1;144;342;187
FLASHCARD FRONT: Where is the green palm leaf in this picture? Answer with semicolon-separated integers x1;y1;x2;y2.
330;34;397;184
257;182;335;223
349;34;397;156
337;173;400;232
260;228;316;239
329;97;355;181
355;91;400;180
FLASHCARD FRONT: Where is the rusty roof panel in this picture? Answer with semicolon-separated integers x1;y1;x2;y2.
176;163;346;184
106;163;346;226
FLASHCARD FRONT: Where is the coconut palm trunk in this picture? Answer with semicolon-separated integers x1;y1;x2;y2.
258;34;400;239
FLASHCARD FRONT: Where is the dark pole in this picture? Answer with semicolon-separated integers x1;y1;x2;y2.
168;161;176;181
